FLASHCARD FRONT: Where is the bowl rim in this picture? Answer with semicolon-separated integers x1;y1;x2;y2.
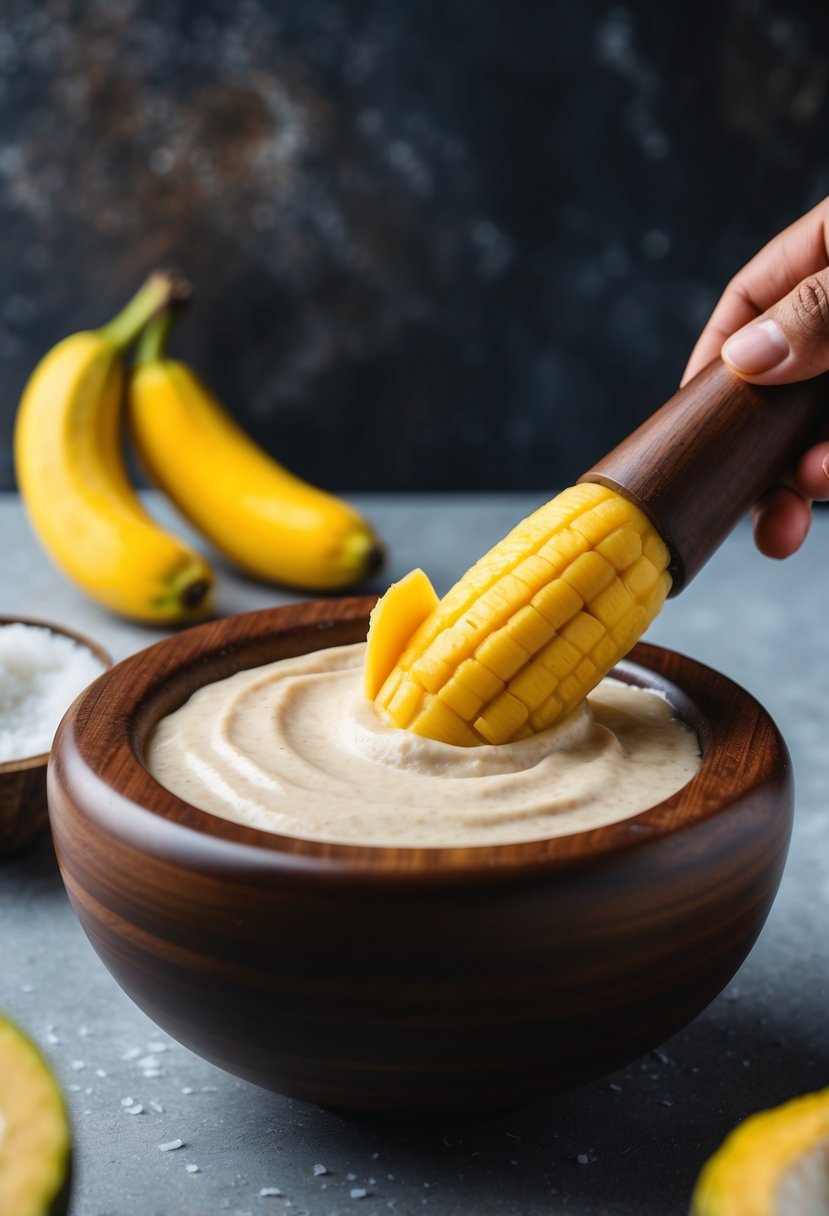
48;597;790;881
0;615;112;775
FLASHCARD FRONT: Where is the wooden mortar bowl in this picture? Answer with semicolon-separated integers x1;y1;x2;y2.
47;598;792;1114
0;616;110;857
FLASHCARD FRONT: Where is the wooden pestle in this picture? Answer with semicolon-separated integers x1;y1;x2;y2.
579;359;829;594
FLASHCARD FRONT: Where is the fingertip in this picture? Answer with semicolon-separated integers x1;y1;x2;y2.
752;486;812;559
719;359;812;387
679;359;696;389
794;443;829;502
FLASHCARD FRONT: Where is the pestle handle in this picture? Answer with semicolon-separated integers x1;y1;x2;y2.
579;359;829;594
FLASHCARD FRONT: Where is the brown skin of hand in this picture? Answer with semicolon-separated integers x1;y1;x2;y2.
682;198;829;559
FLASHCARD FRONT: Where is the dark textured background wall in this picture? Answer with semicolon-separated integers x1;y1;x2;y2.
1;0;828;492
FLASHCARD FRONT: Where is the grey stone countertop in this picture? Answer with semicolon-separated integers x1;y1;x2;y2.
2;490;828;1216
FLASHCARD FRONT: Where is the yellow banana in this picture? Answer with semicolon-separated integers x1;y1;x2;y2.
127;313;385;592
14;275;213;624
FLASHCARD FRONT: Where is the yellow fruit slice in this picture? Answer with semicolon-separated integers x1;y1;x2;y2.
691;1089;829;1215
364;569;439;698
0;1013;72;1215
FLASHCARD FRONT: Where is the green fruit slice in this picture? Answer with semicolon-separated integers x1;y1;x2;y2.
692;1089;829;1215
0;1014;72;1216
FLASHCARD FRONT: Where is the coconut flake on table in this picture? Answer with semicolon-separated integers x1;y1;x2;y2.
0;624;105;762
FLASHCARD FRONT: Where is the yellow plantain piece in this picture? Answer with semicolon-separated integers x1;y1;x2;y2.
691;1088;829;1216
14;275;213;624
364;568;439;699
369;483;671;745
127;313;385;592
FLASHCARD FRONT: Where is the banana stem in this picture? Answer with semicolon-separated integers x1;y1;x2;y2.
134;308;175;365
99;271;190;352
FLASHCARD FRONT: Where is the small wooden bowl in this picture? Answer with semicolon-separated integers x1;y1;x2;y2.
0;617;110;858
48;599;792;1114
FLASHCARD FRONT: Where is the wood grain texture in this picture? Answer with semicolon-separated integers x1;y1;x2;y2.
0;616;110;858
581;360;829;592
47;599;792;1113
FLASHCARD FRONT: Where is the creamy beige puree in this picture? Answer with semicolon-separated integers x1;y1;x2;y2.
146;642;701;847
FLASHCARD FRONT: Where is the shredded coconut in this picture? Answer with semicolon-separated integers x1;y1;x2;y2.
0;624;105;762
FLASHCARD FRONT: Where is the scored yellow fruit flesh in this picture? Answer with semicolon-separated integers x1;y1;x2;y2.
691;1088;829;1216
364;568;440;698
369;483;671;745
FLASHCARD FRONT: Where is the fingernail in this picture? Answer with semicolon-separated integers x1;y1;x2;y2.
822;454;829;481
722;319;790;374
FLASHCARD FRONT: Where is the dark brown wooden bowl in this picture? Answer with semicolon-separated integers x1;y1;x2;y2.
47;598;792;1114
0;617;110;858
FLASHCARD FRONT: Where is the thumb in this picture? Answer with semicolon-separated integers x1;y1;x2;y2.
721;268;829;385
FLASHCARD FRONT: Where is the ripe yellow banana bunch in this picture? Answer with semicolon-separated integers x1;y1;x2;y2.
14;275;384;624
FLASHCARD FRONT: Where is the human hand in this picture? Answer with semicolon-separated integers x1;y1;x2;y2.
682;198;829;559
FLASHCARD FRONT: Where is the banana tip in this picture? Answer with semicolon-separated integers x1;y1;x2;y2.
363;541;386;581
180;578;211;611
